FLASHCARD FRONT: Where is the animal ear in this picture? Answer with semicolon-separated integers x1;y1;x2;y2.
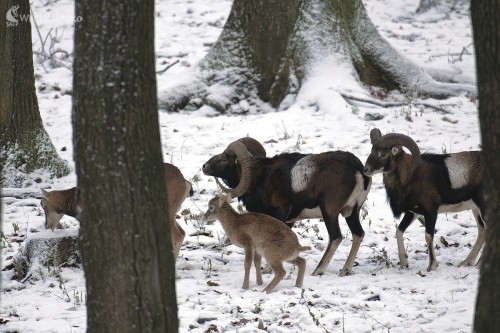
224;193;232;203
41;188;48;196
370;128;382;145
391;146;400;155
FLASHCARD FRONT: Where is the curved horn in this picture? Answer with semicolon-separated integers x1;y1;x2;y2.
223;140;253;197
370;128;382;145
215;177;232;193
225;137;266;158
379;133;421;171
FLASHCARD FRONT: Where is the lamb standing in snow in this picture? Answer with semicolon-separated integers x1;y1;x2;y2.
203;193;310;293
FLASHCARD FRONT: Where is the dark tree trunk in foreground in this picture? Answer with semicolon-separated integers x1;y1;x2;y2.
73;0;178;332
472;0;500;332
416;0;440;13
162;0;475;113
0;0;69;186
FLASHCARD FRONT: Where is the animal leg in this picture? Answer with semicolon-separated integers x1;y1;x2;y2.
242;243;254;289
459;209;485;267
424;212;438;272
340;205;365;276
396;212;417;268
289;256;306;288
311;201;343;276
311;222;342;276
171;220;186;260
263;261;286;294
254;251;263;285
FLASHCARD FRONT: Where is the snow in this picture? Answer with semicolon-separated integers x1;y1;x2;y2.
1;0;481;332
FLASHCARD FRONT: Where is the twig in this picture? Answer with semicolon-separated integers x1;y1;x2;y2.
360;306;391;332
340;92;451;114
21;273;33;283
30;7;49;72
50;49;70;58
300;289;331;333
156;59;180;74
1;188;43;199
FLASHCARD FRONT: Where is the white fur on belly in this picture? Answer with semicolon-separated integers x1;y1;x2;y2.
291;156;316;192
445;155;470;189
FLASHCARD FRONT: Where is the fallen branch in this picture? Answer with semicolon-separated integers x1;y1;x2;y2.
340;92;451;114
1;188;44;199
156;59;180;74
360;306;392;332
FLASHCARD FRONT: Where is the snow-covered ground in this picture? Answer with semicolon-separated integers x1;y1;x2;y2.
1;0;481;332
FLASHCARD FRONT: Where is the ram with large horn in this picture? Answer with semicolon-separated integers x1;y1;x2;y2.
202;137;371;276
364;128;485;272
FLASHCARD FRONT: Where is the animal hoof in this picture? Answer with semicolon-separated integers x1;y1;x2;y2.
339;269;351;277
426;263;438;272
311;270;324;277
263;287;273;294
458;260;472;267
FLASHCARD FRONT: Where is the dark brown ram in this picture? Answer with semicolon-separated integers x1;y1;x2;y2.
364;128;485;271
202;137;371;276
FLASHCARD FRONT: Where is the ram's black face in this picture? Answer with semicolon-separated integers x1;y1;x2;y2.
202;153;240;187
364;145;399;176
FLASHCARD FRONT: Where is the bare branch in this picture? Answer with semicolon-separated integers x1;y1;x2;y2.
156;59;180;74
340;92;451;114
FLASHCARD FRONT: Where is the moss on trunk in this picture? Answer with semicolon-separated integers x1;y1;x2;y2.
13;236;81;281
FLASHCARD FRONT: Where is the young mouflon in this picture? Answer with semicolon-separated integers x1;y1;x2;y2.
203;194;310;293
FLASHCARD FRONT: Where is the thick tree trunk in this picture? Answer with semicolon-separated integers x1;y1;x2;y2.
471;0;500;332
416;0;440;13
0;0;70;187
161;0;475;113
73;0;178;332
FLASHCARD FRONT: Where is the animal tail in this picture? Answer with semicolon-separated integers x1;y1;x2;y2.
188;181;194;197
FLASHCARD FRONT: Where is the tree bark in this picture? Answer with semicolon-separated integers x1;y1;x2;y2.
73;0;178;332
0;0;70;187
471;0;500;331
416;0;440;13
161;0;475;113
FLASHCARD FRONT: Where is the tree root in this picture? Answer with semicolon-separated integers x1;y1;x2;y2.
340;92;452;114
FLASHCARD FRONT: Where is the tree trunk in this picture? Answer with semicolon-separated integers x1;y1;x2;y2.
0;0;70;187
73;0;178;332
161;0;475;114
471;0;500;332
416;0;440;13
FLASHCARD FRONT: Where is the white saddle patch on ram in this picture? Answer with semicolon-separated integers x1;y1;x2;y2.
445;155;471;189
291;156;316;192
